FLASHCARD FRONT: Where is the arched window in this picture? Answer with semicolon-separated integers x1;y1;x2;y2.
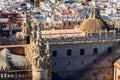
69;22;71;25
64;22;66;26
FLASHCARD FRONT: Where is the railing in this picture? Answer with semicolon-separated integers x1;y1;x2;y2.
0;31;120;45
0;69;32;80
0;65;32;80
0;37;27;46
42;32;120;44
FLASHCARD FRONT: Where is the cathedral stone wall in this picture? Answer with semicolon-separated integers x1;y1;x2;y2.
50;41;120;80
25;44;33;63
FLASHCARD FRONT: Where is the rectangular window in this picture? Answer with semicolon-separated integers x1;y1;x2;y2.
81;60;84;64
52;50;57;57
67;49;72;56
53;62;56;67
68;61;71;66
93;59;97;64
107;47;112;53
80;73;84;77
93;48;98;55
80;49;85;55
66;78;72;80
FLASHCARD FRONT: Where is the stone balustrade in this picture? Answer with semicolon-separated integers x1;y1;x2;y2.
0;66;32;80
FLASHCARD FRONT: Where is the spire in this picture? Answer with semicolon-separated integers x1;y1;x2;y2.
45;41;50;57
31;22;50;80
36;22;42;47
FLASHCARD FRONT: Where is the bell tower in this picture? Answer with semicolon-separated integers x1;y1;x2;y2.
90;6;101;19
31;22;50;80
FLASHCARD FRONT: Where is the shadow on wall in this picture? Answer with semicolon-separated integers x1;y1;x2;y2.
72;43;120;80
